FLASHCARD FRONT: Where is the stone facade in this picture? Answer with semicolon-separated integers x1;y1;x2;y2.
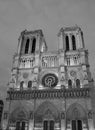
2;26;95;130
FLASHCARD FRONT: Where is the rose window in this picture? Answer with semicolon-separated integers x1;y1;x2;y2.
42;73;58;88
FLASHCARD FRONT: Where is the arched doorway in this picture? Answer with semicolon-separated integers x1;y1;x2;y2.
9;108;29;130
66;103;87;130
43;109;55;130
35;101;60;130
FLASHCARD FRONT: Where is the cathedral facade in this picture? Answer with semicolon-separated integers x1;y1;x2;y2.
2;26;95;130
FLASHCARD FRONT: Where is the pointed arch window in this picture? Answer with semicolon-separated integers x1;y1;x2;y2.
76;79;80;88
25;39;29;54
0;100;4;123
72;35;76;50
28;81;32;88
66;35;69;51
68;79;72;88
20;81;24;90
31;38;36;53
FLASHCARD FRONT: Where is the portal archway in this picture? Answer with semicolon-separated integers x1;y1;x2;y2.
9;107;29;130
66;103;87;130
35;101;60;130
35;101;60;121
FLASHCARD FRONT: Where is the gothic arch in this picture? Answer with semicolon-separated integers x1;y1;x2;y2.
68;79;72;88
28;81;32;88
35;101;60;122
31;38;36;53
25;39;29;54
72;35;76;50
66;103;86;120
9;107;29;122
65;35;69;51
76;79;80;88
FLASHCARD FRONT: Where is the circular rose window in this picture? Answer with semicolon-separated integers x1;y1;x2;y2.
42;73;58;88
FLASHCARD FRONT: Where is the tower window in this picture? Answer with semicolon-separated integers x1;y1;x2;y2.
72;35;76;50
31;38;36;53
68;79;72;88
66;36;69;51
28;81;32;88
25;39;29;54
76;79;80;88
20;81;24;90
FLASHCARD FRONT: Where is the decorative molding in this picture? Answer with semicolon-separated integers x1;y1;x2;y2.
7;88;90;100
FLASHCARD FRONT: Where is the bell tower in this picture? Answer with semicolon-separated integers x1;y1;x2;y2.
11;29;47;90
58;26;85;51
58;26;92;88
17;29;47;55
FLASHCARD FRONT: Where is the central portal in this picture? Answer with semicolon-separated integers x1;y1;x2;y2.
43;120;54;130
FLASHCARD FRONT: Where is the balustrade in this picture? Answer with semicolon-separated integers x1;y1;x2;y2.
19;57;35;68
7;87;90;100
41;55;58;68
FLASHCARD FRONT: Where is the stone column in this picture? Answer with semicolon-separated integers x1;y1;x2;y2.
29;112;34;130
88;110;95;130
29;120;34;130
61;112;66;130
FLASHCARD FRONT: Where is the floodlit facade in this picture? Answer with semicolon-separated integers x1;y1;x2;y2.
2;26;95;130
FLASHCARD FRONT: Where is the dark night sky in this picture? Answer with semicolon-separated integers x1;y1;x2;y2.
0;0;95;92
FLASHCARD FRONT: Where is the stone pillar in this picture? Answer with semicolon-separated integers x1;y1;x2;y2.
29;112;34;130
29;120;34;130
61;112;65;130
2;112;9;130
88;110;95;130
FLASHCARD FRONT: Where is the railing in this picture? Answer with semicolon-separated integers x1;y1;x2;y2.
19;56;35;68
41;55;58;68
7;87;91;100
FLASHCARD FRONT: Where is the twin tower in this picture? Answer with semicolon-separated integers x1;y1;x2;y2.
11;26;91;90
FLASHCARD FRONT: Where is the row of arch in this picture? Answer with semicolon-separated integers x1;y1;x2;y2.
65;35;76;51
23;37;36;54
23;34;76;54
68;79;80;88
9;102;87;130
